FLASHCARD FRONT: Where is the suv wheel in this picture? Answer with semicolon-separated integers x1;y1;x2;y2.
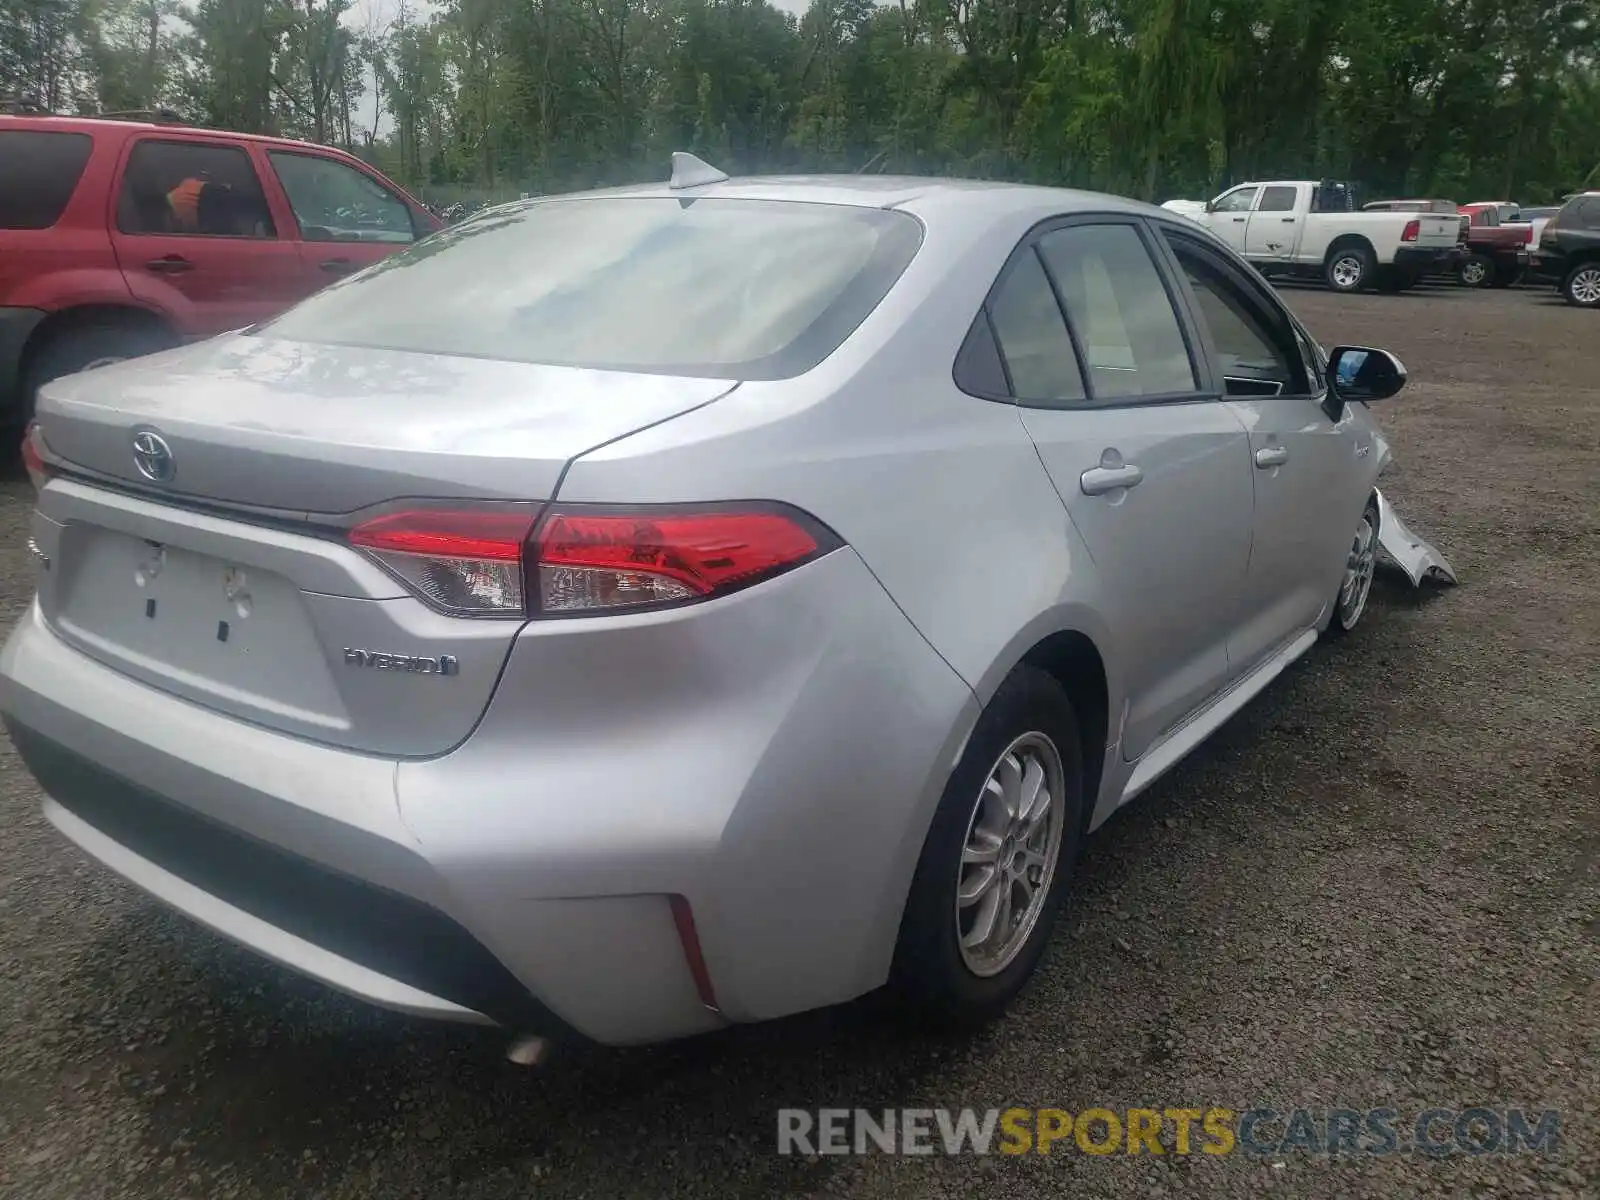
1563;263;1600;309
893;666;1084;1023
20;319;170;426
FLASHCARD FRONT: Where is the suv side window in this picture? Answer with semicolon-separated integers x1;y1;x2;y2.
0;130;94;230
1578;197;1600;229
268;152;414;244
117;139;276;238
1165;231;1310;397
1037;223;1197;400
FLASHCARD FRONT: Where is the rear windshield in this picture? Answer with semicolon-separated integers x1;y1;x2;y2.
0;130;94;229
258;196;924;379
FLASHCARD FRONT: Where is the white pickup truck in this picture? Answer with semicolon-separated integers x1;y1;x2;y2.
1162;179;1466;293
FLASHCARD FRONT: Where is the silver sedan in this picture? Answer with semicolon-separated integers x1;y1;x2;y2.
3;156;1452;1048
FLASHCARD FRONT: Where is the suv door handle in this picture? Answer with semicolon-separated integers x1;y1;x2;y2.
1255;445;1290;469
1280;217;1296;223
319;258;356;274
145;255;193;274
1080;463;1145;496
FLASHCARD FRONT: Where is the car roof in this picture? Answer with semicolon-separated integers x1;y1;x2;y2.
493;173;1175;224
0;113;360;158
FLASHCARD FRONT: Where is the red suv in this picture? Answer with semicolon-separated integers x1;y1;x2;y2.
0;113;440;427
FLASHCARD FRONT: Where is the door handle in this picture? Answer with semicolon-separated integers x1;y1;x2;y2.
1080;463;1145;496
1255;445;1290;469
145;255;193;274
320;258;356;274
1280;217;1296;223
1230;216;1246;222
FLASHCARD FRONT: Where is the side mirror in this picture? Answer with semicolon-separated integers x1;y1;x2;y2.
1328;346;1406;404
1204;199;1216;214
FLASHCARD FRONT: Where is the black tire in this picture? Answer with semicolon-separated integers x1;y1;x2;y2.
1562;262;1600;309
1324;244;1375;293
1457;252;1494;288
892;666;1084;1024
1325;496;1381;639
17;319;168;428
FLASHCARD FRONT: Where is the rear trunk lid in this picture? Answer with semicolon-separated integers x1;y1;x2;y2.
35;332;734;513
30;334;735;756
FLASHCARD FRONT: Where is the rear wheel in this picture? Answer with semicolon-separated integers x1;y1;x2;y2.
893;666;1083;1023
1562;263;1600;309
1458;253;1494;288
1325;245;1374;293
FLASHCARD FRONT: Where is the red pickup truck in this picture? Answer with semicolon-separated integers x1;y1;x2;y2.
0;112;439;427
1456;203;1533;288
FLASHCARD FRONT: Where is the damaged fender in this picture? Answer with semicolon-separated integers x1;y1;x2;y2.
1374;488;1457;586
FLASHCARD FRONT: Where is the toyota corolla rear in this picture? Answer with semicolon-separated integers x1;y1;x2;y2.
0;189;977;1044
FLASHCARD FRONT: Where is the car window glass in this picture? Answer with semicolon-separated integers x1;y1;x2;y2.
1213;187;1258;214
0;130;94;229
1257;186;1298;213
985;251;1086;405
1168;242;1301;396
260;197;922;380
117;140;276;238
953;311;1010;398
1579;198;1600;228
1038;224;1196;399
269;152;414;244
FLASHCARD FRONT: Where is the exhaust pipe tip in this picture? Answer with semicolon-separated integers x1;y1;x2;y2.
506;1034;552;1067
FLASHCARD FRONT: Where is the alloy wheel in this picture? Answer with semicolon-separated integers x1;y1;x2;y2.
1337;509;1378;630
955;732;1066;978
1461;259;1488;286
1569;267;1600;306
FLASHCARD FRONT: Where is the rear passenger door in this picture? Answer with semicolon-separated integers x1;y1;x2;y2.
109;137;307;336
969;216;1254;762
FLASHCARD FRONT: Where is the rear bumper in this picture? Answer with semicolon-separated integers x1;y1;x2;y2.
0;306;46;418
1526;251;1567;282
1393;246;1466;272
1;547;975;1044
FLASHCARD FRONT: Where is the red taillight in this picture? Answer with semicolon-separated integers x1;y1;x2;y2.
20;422;52;493
532;508;829;614
350;508;536;616
347;503;835;618
1401;219;1420;242
1522;225;1534;244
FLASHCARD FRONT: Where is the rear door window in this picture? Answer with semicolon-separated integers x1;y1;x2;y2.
1037;223;1197;400
116;139;277;238
985;251;1087;405
1256;186;1298;213
0;130;94;229
267;151;415;244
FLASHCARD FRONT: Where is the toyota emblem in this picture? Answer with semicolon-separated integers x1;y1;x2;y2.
131;429;175;483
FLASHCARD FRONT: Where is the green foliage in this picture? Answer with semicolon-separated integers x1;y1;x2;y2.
7;0;1598;206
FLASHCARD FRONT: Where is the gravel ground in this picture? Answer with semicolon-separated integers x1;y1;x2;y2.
0;284;1596;1199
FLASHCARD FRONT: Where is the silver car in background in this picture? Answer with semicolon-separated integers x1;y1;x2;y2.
3;157;1451;1047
